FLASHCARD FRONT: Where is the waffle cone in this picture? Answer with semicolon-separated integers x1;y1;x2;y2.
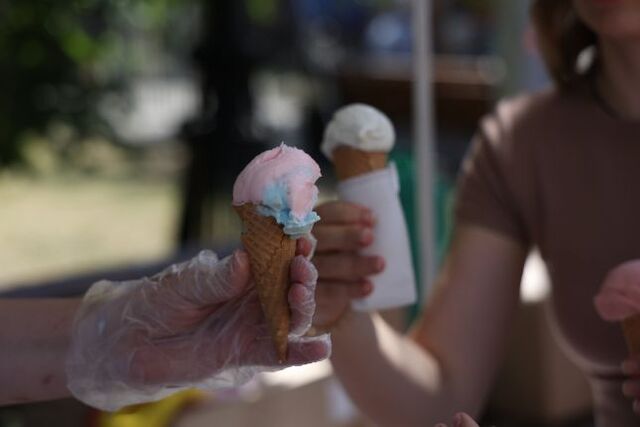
332;146;387;181
234;203;296;362
622;314;640;355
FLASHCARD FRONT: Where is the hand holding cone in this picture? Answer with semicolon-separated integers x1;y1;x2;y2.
595;260;640;355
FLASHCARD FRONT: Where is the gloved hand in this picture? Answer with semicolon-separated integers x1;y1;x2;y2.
66;250;330;411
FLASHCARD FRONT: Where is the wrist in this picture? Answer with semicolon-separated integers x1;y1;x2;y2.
0;298;82;405
314;310;372;345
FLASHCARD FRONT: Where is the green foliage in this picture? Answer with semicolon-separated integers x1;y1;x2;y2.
246;0;278;26
0;1;111;166
0;0;192;168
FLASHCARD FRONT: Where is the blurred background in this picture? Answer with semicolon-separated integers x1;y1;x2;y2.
0;0;591;426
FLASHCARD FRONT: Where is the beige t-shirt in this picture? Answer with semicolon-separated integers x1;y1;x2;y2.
455;86;640;426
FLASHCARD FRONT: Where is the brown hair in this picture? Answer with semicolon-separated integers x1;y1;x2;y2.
531;0;597;88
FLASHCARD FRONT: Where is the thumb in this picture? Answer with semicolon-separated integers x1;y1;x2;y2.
206;250;252;303
286;334;332;365
177;250;251;305
235;334;332;367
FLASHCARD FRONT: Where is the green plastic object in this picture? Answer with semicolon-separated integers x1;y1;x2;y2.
389;148;455;322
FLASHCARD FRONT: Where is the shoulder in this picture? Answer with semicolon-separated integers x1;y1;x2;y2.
481;87;586;148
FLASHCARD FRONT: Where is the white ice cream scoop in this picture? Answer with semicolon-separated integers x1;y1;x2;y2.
321;103;395;160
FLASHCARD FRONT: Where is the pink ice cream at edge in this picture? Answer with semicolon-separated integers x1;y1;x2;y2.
594;260;640;322
232;144;321;235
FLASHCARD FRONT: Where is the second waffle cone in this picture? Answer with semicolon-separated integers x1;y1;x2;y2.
332;146;387;180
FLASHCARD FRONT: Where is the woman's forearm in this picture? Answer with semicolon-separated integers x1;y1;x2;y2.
330;312;455;426
330;227;528;426
0;298;81;405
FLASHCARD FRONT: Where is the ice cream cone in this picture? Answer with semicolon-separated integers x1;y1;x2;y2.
234;203;296;363
232;144;321;361
332;146;387;181
622;314;640;355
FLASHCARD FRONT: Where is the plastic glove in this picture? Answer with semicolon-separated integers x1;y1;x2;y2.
66;250;330;412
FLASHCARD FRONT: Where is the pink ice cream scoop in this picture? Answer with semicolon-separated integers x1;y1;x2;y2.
594;260;640;322
232;143;321;236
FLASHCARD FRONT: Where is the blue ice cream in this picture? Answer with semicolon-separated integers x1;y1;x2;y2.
232;144;321;238
258;180;320;237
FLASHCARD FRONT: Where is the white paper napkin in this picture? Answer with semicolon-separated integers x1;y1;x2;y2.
337;163;417;311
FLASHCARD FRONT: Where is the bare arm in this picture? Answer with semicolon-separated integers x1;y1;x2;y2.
0;298;81;405
327;225;527;425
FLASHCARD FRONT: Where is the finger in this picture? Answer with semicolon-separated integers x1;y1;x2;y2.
286;335;332;365
634;399;640;414
316;280;372;304
313;253;384;281
312;281;371;328
289;282;315;336
203;250;251;303
240;334;332;367
455;413;480;427
296;235;316;258
290;256;318;286
314;224;373;252
316;201;375;226
161;250;251;305
289;257;318;336
226;250;252;291
313;282;351;328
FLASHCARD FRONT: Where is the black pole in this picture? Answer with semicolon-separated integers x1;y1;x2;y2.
177;0;255;248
